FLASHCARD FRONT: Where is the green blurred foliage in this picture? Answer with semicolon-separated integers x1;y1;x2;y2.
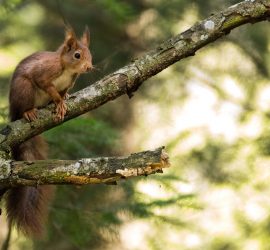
44;118;119;159
2;0;270;250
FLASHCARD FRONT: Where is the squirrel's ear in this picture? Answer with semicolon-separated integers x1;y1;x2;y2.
64;27;77;51
81;26;90;47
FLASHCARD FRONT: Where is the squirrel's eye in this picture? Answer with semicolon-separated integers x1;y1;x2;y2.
74;52;81;59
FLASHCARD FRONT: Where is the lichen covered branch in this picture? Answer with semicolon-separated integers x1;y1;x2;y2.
0;147;169;188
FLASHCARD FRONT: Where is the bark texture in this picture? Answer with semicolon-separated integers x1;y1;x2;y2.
0;147;169;188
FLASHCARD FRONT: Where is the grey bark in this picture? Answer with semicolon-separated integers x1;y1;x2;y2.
0;147;169;187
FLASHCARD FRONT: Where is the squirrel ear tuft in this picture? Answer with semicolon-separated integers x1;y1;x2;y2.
81;26;90;47
64;26;77;51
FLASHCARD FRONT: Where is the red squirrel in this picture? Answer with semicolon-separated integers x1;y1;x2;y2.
7;26;92;237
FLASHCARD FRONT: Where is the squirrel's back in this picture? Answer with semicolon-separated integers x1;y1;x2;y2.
11;51;61;78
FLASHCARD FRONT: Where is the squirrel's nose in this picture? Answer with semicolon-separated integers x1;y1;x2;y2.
85;63;93;72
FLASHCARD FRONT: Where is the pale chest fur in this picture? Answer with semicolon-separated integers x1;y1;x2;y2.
34;70;75;108
52;70;74;91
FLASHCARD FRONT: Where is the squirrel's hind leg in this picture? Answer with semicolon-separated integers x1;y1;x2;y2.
23;108;38;122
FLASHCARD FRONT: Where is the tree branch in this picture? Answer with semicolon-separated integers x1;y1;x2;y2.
0;147;169;188
0;0;269;154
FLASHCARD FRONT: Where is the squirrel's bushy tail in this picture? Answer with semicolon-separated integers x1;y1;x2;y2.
5;136;54;237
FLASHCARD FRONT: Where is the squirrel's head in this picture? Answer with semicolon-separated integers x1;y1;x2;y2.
60;26;93;73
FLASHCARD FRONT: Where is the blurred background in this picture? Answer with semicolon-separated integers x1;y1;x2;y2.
1;0;270;249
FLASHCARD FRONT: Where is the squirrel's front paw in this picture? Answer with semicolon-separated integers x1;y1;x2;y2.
63;93;70;100
55;100;67;121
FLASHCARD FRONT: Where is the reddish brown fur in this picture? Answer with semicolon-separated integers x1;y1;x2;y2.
10;26;92;121
6;136;54;237
7;26;92;237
